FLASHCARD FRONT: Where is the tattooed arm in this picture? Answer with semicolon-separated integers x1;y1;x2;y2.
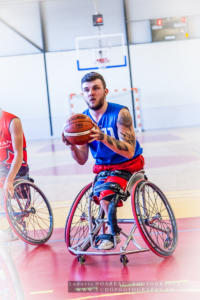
89;108;136;159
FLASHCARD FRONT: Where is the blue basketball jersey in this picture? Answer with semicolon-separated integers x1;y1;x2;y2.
83;102;143;165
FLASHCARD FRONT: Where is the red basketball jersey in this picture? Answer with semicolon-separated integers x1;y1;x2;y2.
0;111;27;167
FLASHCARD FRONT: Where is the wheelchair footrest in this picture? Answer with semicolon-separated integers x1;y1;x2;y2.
95;234;113;248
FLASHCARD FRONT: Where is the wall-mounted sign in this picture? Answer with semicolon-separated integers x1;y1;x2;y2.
150;16;189;42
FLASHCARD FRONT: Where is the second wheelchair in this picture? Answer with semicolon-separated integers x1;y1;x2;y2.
1;177;53;245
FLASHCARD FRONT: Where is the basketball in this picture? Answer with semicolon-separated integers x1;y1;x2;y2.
63;114;94;145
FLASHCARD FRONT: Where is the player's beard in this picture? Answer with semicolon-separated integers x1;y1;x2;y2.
88;96;105;111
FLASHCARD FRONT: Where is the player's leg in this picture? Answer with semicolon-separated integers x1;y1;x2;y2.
97;174;128;250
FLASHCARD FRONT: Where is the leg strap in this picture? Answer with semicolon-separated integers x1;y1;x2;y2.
93;182;126;199
107;195;121;235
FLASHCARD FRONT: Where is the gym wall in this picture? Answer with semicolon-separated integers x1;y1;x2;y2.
0;0;200;139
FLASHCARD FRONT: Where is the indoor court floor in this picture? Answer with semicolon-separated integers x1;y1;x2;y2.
1;126;200;300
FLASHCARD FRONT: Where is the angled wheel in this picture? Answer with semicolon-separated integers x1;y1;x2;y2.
131;180;178;257
5;179;53;245
65;183;103;255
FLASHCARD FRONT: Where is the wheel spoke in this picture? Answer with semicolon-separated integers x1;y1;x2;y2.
66;184;103;253
132;181;177;257
6;181;53;244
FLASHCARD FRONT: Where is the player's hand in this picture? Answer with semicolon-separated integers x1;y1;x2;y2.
3;179;14;198
62;132;72;146
89;123;105;143
62;133;78;150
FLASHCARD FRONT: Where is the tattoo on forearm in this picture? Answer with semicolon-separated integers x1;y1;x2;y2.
107;135;114;145
99;132;104;141
106;134;128;151
120;131;136;146
117;109;132;128
115;140;129;151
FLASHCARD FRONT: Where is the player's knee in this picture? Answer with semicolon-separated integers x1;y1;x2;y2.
100;192;116;210
100;199;110;210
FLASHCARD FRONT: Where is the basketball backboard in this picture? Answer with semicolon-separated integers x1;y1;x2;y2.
75;33;127;71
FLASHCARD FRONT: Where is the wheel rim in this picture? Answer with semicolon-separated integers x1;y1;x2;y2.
134;181;177;256
6;182;53;244
67;184;102;250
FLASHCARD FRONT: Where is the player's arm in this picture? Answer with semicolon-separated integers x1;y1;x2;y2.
89;108;136;159
62;133;89;165
3;118;23;196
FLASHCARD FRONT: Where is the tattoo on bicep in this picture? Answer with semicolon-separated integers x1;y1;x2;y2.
115;140;129;151
117;110;132;128
119;131;136;146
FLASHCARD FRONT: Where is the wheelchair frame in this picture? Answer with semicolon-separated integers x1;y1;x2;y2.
65;170;178;265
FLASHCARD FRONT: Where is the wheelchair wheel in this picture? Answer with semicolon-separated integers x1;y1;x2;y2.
5;179;53;245
65;183;103;255
131;180;178;257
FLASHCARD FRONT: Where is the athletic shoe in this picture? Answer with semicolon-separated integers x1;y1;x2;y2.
98;234;120;250
0;227;18;242
115;234;121;244
98;239;114;250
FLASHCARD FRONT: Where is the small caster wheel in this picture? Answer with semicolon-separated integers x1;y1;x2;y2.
120;255;128;265
77;256;85;264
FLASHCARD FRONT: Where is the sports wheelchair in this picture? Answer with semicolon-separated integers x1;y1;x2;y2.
1;178;53;245
65;170;177;265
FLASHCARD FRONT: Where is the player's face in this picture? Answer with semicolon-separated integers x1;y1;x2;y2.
82;79;108;111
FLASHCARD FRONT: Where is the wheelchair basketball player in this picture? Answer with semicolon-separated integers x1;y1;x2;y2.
0;108;29;241
63;72;144;250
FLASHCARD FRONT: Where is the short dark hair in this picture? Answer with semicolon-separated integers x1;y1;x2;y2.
81;72;106;89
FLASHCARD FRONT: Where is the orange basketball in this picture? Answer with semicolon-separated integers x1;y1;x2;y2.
63;114;94;145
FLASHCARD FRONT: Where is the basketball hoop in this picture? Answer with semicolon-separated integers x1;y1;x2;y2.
94;48;110;67
75;33;127;70
96;57;110;64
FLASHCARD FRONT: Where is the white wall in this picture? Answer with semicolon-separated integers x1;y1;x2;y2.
43;0;125;51
130;39;200;129
125;0;200;130
0;1;42;56
0;54;50;139
1;39;200;138
0;0;200;139
127;0;200;20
